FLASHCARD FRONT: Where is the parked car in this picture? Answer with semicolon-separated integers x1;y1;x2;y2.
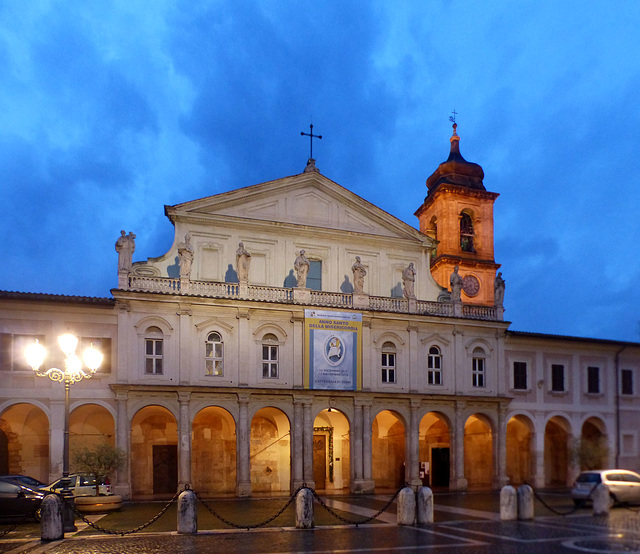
0;474;46;489
0;478;45;520
571;469;640;506
42;473;113;497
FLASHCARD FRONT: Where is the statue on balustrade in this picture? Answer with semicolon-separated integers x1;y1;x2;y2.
494;272;505;308
115;230;136;274
450;265;463;303
236;242;251;283
351;256;366;293
294;250;310;288
178;233;194;279
402;262;416;299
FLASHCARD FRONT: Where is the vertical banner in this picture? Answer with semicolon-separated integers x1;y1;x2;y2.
304;309;362;390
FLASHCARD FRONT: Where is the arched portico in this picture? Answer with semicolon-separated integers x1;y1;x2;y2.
372;410;406;490
250;407;291;493
312;408;350;491
506;414;533;485
544;416;571;487
419;412;451;488
464;414;493;489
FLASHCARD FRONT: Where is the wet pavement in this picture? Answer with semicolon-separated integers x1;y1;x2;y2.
2;490;640;553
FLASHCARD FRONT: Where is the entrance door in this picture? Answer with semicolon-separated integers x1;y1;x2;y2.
153;445;178;494
313;435;327;490
431;447;450;488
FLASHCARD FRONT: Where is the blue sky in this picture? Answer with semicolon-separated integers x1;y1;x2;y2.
2;1;639;341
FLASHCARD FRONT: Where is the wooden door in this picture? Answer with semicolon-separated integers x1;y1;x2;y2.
153;445;178;494
313;435;327;490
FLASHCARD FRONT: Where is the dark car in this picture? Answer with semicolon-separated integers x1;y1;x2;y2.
0;478;45;520
0;474;46;489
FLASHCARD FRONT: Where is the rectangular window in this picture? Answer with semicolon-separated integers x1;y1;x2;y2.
381;352;396;383
145;338;163;374
621;369;633;396
587;366;600;394
79;337;112;374
513;362;527;390
427;352;442;385
551;364;565;392
262;345;278;378
472;357;485;387
307;260;322;291
0;333;46;371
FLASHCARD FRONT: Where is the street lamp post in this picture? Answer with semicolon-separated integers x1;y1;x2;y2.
26;333;103;533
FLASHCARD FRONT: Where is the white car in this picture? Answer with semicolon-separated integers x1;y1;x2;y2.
571;469;640;506
42;473;113;497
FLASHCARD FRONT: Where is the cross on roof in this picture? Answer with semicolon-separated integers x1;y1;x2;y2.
449;109;458;124
300;124;322;160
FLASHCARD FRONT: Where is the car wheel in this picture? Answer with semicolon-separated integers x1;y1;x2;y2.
573;499;585;508
34;506;42;522
609;494;617;508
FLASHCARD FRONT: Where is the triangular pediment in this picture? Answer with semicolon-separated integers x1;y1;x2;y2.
166;171;430;243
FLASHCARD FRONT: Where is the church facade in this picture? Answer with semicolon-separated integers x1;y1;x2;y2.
1;128;639;498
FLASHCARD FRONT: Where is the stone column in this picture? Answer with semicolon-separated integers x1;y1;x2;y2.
533;414;546;489
407;325;419;393
351;403;363;492
178;391;192;490
49;398;65;481
407;401;421;489
303;401;315;488
236;394;251;497
115;390;131;497
361;402;374;492
452;401;468;490
177;305;192;386
493;405;509;488
292;397;304;488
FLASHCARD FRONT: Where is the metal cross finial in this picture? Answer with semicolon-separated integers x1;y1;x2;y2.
449;109;458;124
301;124;322;160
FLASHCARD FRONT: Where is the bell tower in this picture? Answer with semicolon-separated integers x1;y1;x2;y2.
415;123;500;306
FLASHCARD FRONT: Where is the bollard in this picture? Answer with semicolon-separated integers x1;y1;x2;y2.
41;494;64;541
592;483;611;516
517;484;534;520
500;485;517;521
397;487;416;525
417;487;433;524
177;489;198;534
296;488;314;529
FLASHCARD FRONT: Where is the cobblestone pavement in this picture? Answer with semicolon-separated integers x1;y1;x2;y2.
2;492;640;553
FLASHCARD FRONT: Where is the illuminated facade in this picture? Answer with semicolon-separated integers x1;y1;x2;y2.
1;129;639;498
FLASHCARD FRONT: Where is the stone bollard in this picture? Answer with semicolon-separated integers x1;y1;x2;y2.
592;483;611;516
41;494;64;541
397;487;416;525
417;487;433;524
517;484;534;520
177;489;198;534
500;485;517;521
296;488;314;529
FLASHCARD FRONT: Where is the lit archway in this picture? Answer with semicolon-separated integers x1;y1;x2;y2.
544;416;570;486
130;406;178;496
69;404;116;458
192;407;236;494
312;408;350;491
419;412;451;488
372;410;405;490
0;403;49;483
464;415;493;489
250;407;290;493
506;415;533;485
579;417;607;470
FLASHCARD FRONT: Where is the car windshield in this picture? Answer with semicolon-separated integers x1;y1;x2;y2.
576;473;601;483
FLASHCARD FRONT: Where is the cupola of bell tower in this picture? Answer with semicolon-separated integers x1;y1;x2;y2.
415;123;500;306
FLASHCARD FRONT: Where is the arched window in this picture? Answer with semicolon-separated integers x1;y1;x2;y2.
427;346;442;385
472;347;485;387
262;333;279;379
381;341;396;383
145;326;163;375
205;332;223;376
460;212;475;253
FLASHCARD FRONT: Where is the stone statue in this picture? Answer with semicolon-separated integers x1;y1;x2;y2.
351;256;367;293
294;250;310;288
177;233;194;279
236;242;251;282
494;272;505;308
115;230;136;274
450;265;463;303
402;262;416;299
